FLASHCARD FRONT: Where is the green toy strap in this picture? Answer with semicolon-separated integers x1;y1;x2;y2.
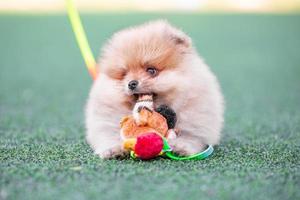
130;138;214;160
162;138;214;160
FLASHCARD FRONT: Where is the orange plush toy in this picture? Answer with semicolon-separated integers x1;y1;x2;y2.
120;94;177;159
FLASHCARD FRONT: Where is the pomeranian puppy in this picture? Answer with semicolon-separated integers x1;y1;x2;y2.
85;20;224;159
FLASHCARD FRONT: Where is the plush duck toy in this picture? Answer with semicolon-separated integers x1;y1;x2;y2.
120;94;177;160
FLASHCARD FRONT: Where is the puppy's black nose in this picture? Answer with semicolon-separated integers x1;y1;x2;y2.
128;80;138;90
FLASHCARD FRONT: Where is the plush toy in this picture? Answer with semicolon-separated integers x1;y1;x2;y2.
120;94;177;160
123;132;164;160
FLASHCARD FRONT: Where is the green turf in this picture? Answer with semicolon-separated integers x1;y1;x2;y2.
0;13;300;200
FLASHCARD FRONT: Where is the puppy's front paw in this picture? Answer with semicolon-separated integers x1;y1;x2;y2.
96;145;128;159
168;139;205;156
168;140;191;156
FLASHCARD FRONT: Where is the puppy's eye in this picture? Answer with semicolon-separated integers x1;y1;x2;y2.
146;67;157;76
106;68;127;80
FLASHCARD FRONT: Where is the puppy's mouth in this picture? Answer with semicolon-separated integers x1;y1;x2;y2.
133;92;157;101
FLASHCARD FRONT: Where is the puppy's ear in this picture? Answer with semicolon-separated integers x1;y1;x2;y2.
163;22;192;49
169;32;191;48
147;20;192;48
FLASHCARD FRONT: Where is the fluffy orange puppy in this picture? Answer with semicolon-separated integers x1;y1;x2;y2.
85;20;224;159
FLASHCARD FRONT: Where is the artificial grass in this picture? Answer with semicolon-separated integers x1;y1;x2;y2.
0;14;299;200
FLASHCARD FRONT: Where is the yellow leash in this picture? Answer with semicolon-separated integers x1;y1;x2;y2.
65;0;98;80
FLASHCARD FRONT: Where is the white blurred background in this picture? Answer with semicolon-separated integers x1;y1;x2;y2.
0;0;300;13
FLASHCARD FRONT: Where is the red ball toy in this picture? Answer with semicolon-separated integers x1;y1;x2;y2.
134;133;164;160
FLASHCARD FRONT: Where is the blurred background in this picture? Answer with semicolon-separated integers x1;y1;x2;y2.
1;0;300;13
1;1;299;200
